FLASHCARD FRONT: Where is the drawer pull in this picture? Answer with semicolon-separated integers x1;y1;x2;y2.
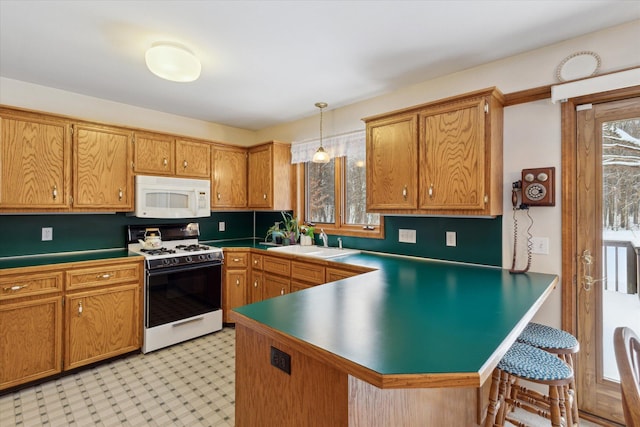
3;284;29;292
428;183;434;198
233;258;240;262
163;158;168;167
78;301;83;316
97;273;112;279
52;185;58;200
280;289;285;295
118;188;123;200
254;259;258;264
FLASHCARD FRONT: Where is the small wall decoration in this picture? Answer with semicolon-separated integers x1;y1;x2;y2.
556;51;601;82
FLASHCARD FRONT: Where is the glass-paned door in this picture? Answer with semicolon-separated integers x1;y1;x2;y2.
576;97;640;423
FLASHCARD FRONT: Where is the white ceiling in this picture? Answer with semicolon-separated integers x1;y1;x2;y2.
1;1;639;131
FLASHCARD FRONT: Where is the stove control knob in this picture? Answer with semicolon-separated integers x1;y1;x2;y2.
198;254;205;261
207;254;214;260
172;258;179;265
185;256;193;263
162;259;170;265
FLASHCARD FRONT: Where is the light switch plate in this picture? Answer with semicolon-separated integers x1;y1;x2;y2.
446;231;456;247
218;222;225;232
531;237;549;255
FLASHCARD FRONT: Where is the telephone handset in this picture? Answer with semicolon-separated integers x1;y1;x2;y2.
509;167;555;274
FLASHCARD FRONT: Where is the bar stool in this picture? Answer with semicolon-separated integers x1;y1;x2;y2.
485;342;574;427
515;322;580;426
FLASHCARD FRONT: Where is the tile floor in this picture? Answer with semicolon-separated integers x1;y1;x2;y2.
0;327;602;427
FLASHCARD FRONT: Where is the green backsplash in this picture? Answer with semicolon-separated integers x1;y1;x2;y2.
0;212;501;266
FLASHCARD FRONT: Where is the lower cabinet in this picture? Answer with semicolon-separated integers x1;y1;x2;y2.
0;257;143;391
223;250;249;323
263;274;290;299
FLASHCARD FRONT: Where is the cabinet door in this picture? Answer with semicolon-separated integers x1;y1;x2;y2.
176;139;211;178
133;132;175;175
0;296;62;390
263;274;290;300
73;123;133;210
0;112;71;209
291;261;325;286
249;270;263;304
366;113;418;210
212;146;247;208
247;144;272;208
65;284;140;370
418;98;486;210
224;269;247;322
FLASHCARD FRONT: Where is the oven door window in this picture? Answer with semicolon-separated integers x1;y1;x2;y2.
146;264;222;328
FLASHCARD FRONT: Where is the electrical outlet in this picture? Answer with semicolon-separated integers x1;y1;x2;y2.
270;346;291;375
531;237;549;255
218;221;226;232
446;231;456;247
42;227;53;241
398;229;416;243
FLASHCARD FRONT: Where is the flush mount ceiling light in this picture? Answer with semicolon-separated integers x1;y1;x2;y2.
145;42;201;83
312;102;330;164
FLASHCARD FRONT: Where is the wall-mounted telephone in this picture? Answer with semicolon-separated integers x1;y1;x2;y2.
509;167;555;274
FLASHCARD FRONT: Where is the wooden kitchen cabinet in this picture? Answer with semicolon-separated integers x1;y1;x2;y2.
0;108;71;210
249;253;264;303
211;144;247;209
366;112;418;210
0;267;64;390
64;258;142;370
291;260;325;292
326;266;362;282
72;123;133;210
247;141;292;210
364;87;503;216
263;274;290;300
133;132;175;175
176;138;211;178
223;250;248;323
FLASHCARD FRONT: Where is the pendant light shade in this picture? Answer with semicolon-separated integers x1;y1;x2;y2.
312;102;330;164
145;42;201;83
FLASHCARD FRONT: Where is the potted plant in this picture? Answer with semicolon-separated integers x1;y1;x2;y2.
299;223;315;246
265;212;299;245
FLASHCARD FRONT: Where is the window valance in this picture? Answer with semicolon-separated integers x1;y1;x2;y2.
290;130;366;164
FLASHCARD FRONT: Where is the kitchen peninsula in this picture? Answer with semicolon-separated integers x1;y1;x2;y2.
231;252;558;426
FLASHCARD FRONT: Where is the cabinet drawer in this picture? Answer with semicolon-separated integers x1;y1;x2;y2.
291;261;325;285
0;271;63;300
326;267;360;282
251;253;263;270
263;256;291;276
226;252;248;268
66;262;141;291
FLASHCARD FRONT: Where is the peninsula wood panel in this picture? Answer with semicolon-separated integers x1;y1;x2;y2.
73;123;133;210
175;139;210;178
366;113;418;210
235;324;348;427
0;110;71;209
0;296;63;390
211;145;247;208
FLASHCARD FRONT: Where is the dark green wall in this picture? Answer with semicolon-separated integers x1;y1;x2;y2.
0;212;502;266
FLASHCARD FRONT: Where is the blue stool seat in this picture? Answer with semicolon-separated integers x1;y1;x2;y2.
484;342;574;427
517;322;579;352
498;342;573;381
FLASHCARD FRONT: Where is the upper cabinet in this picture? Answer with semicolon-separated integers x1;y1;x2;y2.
175;138;211;178
72;123;133;210
247;141;292;210
0;109;71;210
133;133;211;179
364;88;504;216
133;132;175;175
211;144;247;209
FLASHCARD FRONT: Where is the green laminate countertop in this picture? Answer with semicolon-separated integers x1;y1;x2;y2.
233;252;558;389
203;238;272;249
0;249;140;270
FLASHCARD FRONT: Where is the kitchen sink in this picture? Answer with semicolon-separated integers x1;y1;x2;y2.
267;245;360;259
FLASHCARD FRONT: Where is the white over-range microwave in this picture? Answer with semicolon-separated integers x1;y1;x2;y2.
134;175;211;218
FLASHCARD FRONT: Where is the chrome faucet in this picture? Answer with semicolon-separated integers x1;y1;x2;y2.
320;229;328;247
337;237;342;249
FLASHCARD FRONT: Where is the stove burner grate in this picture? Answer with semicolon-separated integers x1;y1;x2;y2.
140;247;176;256
175;244;211;252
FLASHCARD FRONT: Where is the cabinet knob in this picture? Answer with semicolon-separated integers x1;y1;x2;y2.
118;188;123;200
183;160;188;169
254;280;258;288
254;259;258;265
236;278;240;286
52;185;58;200
217;192;221;200
3;284;28;292
263;193;267;200
97;273;111;279
280;289;284;295
163;158;168;167
428;183;434;198
402;185;407;200
78;301;83;317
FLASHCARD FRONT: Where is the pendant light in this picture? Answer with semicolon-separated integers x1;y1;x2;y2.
312;102;330;164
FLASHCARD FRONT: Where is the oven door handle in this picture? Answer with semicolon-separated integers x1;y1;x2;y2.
146;262;222;276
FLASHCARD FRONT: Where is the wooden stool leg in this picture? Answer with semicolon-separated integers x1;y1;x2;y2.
549;385;563;427
496;370;511;425
563;354;579;426
484;368;502;427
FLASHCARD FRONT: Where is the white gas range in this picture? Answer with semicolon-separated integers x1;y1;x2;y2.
127;223;224;353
